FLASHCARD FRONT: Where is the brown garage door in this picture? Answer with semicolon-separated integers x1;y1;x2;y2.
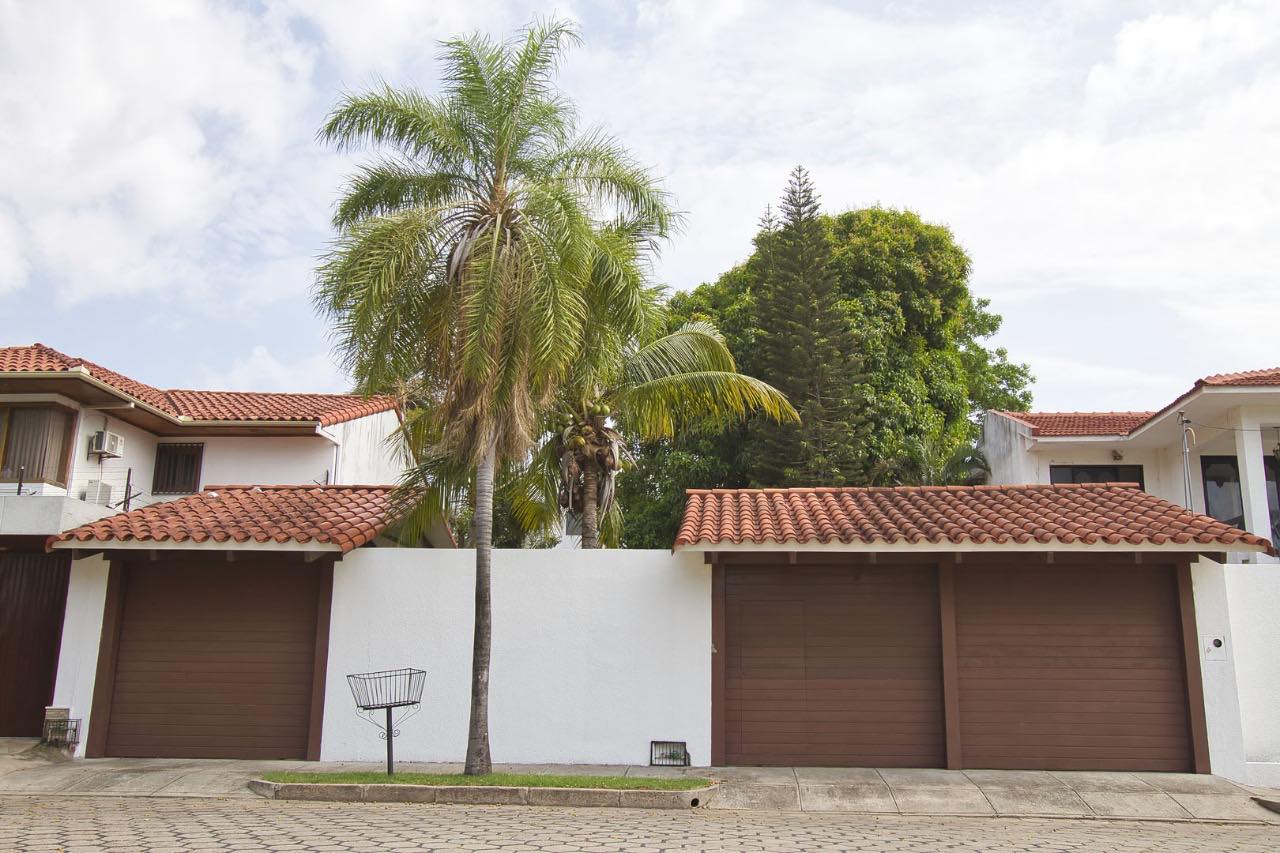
103;558;322;759
726;563;945;766
955;563;1192;771
0;552;70;736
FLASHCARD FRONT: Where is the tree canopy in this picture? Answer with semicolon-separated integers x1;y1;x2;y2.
620;172;1033;547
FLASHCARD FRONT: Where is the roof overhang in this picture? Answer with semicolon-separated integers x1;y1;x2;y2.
1009;385;1280;448
49;539;341;554
0;371;331;436
678;539;1268;555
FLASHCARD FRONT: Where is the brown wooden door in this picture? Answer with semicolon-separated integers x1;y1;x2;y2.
955;563;1192;771
725;562;945;766
104;558;321;759
0;553;70;736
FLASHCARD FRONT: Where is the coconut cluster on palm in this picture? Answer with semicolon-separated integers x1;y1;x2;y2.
553;401;632;525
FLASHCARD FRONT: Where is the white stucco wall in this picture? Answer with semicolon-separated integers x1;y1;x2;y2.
67;411;159;510
193;436;334;489
1224;563;1280;786
49;554;110;758
981;415;1035;485
322;548;712;765
332;410;405;485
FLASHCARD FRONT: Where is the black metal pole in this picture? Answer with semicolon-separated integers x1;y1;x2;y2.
386;706;394;776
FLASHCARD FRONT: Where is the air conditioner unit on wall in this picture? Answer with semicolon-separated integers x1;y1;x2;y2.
83;481;112;506
88;430;124;458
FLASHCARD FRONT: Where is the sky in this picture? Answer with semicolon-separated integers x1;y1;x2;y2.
0;0;1276;412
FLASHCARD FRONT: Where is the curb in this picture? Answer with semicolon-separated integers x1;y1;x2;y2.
247;779;716;810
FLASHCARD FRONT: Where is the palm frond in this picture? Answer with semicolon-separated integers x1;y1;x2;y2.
622;321;738;386
319;84;471;167
332;161;476;230
616;370;799;440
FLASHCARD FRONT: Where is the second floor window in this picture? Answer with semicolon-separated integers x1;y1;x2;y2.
153;443;203;494
1049;464;1146;490
1201;455;1280;543
0;406;75;487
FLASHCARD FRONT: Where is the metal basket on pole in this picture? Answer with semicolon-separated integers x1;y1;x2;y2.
347;668;426;775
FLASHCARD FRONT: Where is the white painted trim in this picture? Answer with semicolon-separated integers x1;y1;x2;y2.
675;540;1266;554
51;539;342;553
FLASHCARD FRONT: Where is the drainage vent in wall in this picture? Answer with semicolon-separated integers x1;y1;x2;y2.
650;740;690;767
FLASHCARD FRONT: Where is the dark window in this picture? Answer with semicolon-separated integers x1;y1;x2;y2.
1200;455;1280;543
1049;464;1145;490
0;406;75;487
152;443;203;495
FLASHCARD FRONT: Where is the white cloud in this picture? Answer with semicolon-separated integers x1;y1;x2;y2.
199;345;348;394
0;206;28;293
2;0;1277;410
0;0;322;306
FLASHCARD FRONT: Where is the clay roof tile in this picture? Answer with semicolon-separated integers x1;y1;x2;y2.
673;483;1274;555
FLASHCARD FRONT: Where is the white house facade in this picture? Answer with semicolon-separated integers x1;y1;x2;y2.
0;343;430;742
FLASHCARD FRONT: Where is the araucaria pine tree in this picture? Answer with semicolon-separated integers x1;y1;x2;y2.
749;166;867;485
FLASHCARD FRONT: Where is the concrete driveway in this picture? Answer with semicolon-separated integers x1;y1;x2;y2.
1;741;1276;823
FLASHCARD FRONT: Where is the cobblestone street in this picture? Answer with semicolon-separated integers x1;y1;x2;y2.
1;795;1276;852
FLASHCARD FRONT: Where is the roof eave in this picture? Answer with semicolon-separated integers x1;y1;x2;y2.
49;539;344;553
675;539;1271;555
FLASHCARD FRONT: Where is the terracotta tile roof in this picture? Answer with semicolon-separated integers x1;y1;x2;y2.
0;343;394;426
50;485;401;553
1201;367;1280;386
998;411;1155;436
164;391;394;425
674;483;1273;554
999;366;1280;438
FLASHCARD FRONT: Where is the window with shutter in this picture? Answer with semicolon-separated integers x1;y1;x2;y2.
152;443;203;494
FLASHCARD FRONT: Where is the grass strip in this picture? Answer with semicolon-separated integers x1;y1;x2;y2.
262;771;710;791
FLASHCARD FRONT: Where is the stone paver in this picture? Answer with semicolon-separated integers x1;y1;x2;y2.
2;795;1278;852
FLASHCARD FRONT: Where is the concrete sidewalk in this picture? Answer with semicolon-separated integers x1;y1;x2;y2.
1;742;1277;823
709;765;1280;822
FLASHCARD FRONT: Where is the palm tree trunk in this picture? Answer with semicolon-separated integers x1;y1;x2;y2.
464;440;496;775
580;458;599;549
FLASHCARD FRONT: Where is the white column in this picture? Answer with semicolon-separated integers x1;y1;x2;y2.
51;554;110;757
1232;408;1273;547
1192;558;1247;783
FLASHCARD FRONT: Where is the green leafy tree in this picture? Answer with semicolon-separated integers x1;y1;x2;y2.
828;207;1032;466
313;20;672;774
621;183;1031;546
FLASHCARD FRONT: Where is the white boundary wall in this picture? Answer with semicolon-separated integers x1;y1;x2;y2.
48;548;1274;779
1223;563;1280;786
322;548;712;765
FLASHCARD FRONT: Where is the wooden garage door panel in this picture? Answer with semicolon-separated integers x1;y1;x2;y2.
105;559;320;760
726;563;944;767
955;563;1192;772
0;553;70;736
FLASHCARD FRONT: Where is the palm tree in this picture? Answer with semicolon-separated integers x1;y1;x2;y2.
516;306;798;548
888;433;989;486
313;19;675;774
